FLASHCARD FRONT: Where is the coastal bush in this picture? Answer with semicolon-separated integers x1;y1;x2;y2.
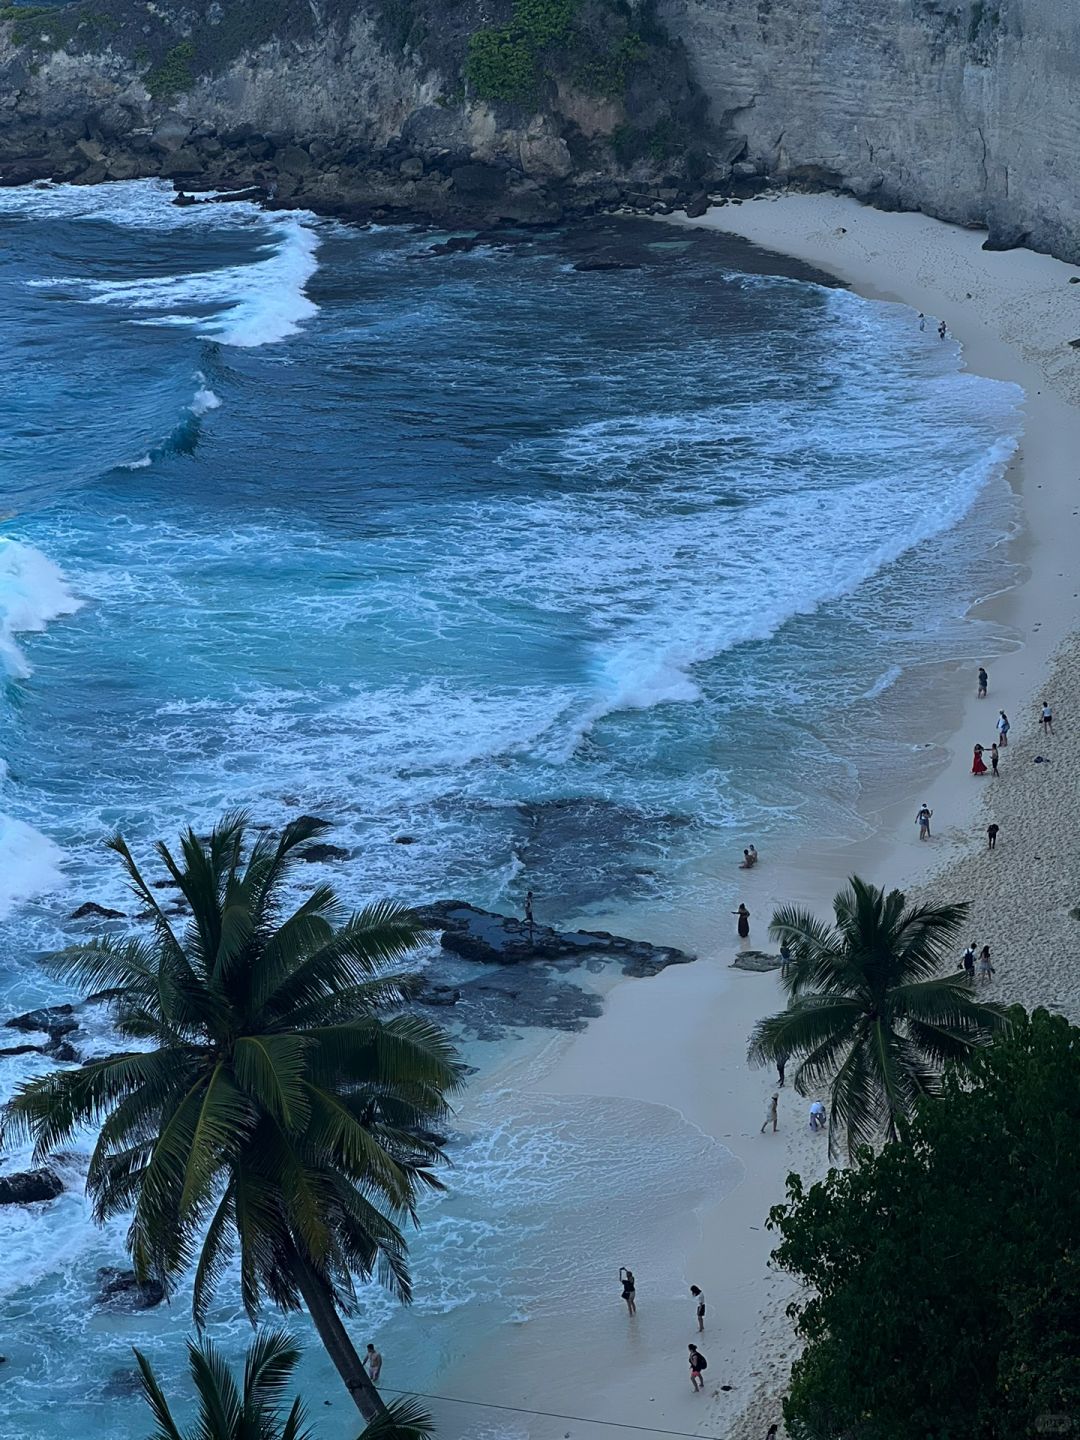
0;813;464;1428
145;40;197;98
465;0;576;104
768;1009;1080;1439
748;875;1010;1158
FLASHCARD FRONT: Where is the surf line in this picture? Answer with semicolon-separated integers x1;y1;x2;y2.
379;1386;732;1436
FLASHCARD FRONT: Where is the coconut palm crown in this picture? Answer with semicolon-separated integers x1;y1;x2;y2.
1;812;464;1422
748;875;1010;1159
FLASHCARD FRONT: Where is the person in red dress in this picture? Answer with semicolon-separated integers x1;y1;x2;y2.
971;744;988;776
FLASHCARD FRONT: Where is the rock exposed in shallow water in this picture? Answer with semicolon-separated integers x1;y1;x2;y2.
6;1005;78;1039
414;901;693;978
298;843;351;863
95;1267;166;1311
0;1168;64;1205
69;902;125;920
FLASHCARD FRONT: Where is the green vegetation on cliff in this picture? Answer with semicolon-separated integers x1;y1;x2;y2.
465;0;576;102
144;39;195;97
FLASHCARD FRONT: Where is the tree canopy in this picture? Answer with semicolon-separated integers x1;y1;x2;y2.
768;1007;1080;1440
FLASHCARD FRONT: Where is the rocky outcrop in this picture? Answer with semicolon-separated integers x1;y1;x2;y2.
95;1266;166;1310
658;0;1080;261
0;0;724;223
0;1168;64;1205
415;900;695;977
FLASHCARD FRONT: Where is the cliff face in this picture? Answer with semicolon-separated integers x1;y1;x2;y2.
0;0;1077;256
0;0;721;223
659;0;1080;259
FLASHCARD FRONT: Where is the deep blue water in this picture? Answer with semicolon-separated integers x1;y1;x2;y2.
0;180;1023;1438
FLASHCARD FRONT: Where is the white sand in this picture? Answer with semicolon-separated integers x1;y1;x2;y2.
436;195;1080;1440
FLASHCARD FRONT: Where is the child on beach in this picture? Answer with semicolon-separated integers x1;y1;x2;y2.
916;804;933;840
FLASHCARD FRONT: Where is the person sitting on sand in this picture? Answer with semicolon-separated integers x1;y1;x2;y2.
978;666;988;698
972;744;987;776
733;903;750;939
809;1100;826;1132
916;804;933;840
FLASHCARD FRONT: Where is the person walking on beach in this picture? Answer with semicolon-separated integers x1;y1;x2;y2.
978;945;994;983
364;1344;383;1385
619;1266;637;1316
1041;700;1054;735
997;710;1010;745
688;1344;707;1392
776;1049;788;1088
733;903;751;940
978;666;988;698
990;742;1000;776
961;942;976;980
761;1093;778;1134
972;744;987;776
916;804;933;841
690;1284;706;1332
779;942;792;978
987;822;1000;850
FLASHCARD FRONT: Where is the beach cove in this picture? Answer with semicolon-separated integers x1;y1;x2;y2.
0;183;1076;1439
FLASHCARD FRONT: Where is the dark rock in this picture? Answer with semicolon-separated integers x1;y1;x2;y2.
573;259;641;272
413;901;694;978
95;1266;166;1311
102;1369;143;1398
393;835;417;844
6;1005;77;1036
983;226;1032;252
0;1044;46;1058
416;982;460;1007
684;192;710;218
51;1041;79;1063
69;902;125;920
0;1168;64;1205
295;814;333;829
297;843;350;863
450;163;507;201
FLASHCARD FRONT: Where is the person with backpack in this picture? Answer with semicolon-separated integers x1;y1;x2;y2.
688;1343;708;1391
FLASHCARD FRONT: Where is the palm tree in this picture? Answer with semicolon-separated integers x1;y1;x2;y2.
135;1328;311;1440
1;813;464;1425
748;875;1009;1159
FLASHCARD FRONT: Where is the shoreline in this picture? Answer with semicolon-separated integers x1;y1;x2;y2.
440;194;1080;1440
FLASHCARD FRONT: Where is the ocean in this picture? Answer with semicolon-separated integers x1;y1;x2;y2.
0;180;1023;1437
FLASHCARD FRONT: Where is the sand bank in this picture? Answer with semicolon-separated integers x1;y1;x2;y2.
434;195;1080;1440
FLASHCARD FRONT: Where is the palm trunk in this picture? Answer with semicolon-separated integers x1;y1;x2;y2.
289;1249;387;1424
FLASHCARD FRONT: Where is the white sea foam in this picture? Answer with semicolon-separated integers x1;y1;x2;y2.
0;813;65;920
0;536;82;680
32;212;320;347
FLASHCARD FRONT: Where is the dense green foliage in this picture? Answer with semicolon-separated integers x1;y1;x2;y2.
136;1329;312;1440
1;813;463;1422
465;0;575;103
748;876;1009;1157
145;40;196;98
769;1009;1080;1439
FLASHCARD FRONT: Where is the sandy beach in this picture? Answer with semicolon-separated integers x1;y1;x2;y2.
434;195;1080;1440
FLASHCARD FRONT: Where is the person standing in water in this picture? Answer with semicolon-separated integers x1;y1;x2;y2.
364;1344;383;1384
733;903;750;939
916;804;933;840
978;666;988;698
690;1284;706;1332
997;710;1010;745
619;1266;637;1316
938;320;948;340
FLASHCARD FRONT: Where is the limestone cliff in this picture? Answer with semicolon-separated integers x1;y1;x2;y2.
659;0;1080;260
0;0;1076;256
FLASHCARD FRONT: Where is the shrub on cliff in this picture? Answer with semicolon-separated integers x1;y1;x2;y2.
769;1009;1080;1439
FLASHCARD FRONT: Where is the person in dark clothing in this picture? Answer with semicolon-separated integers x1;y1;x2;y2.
688;1345;707;1392
987;822;1000;850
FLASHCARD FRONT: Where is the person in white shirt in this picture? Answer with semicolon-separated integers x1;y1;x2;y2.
690;1284;705;1332
809;1101;826;1132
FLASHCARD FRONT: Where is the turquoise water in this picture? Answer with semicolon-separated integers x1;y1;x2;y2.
0;180;1023;1437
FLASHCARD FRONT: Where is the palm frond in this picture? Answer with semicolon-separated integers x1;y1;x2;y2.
359;1396;436;1440
133;1348;186;1440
